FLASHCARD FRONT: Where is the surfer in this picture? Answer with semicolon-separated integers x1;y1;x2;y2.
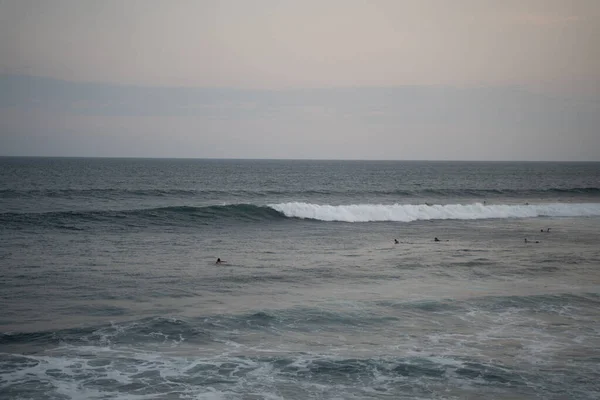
394;239;399;244
216;258;225;264
434;237;440;242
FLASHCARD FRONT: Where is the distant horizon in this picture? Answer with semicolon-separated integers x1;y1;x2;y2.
2;73;599;162
2;155;599;163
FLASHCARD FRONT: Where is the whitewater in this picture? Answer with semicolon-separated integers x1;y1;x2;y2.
269;201;600;222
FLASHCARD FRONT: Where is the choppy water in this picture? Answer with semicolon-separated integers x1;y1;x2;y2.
1;158;600;399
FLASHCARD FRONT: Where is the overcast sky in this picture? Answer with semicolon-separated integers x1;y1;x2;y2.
1;0;599;160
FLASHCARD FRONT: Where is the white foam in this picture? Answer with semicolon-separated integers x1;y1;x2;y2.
268;202;600;222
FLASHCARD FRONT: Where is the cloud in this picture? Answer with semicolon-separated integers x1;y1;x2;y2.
1;0;598;90
1;74;599;160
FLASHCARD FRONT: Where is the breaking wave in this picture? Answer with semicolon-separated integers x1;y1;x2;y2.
269;202;600;222
3;202;600;229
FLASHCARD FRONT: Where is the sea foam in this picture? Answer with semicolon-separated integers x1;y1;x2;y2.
269;202;600;222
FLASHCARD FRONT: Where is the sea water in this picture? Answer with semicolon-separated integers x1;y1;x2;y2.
1;158;600;399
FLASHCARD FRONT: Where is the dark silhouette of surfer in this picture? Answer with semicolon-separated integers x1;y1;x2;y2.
216;258;225;264
434;237;440;242
394;239;399;244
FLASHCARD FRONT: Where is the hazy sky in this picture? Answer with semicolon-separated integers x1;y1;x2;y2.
1;0;599;160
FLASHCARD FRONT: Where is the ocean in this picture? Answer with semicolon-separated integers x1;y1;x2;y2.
1;157;600;399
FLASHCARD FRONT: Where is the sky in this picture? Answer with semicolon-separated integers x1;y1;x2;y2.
1;0;599;160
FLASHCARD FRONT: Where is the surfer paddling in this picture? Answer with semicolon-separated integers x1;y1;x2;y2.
216;258;226;264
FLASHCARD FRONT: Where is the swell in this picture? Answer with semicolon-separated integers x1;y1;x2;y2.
0;309;388;348
421;187;600;197
377;292;600;314
2;186;599;199
3;201;600;229
3;293;597;346
0;204;286;229
0;316;211;348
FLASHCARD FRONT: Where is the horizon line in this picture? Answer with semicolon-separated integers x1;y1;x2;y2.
1;155;598;163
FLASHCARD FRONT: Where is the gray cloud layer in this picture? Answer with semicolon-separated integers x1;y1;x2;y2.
2;0;599;90
1;75;598;160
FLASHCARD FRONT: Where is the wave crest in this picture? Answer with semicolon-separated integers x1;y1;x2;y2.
268;202;600;222
3;202;600;228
